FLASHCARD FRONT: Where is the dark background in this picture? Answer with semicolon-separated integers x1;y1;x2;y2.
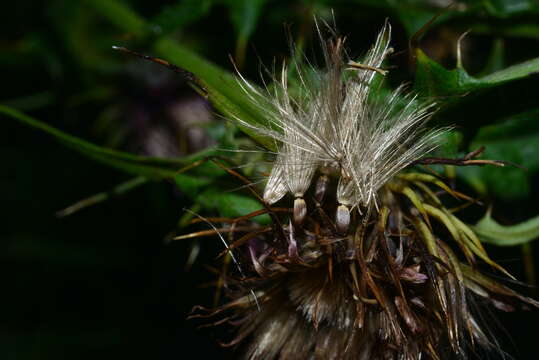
2;0;539;359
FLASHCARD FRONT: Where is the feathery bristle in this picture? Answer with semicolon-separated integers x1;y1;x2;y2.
234;21;445;215
263;156;287;204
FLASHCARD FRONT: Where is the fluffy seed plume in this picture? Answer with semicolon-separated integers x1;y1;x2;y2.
232;22;445;230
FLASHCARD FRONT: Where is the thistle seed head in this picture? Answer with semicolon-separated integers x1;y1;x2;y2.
187;21;539;360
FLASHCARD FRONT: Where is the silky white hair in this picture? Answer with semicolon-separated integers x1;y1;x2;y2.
232;21;446;211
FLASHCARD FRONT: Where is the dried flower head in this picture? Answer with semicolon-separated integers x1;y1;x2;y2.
186;21;538;360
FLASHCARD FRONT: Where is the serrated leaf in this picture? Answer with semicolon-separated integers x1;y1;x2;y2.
414;48;539;103
414;49;483;99
472;209;539;246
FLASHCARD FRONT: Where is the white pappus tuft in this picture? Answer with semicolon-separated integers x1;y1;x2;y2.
233;21;446;231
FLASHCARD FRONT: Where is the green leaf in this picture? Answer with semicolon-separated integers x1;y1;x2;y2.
198;188;270;224
223;0;267;67
475;23;539;39
152;38;276;150
0;105;214;179
1;106;259;217
479;0;539;17
415;49;539;102
481;57;539;84
472;209;539;246
353;0;539;35
414;49;482;99
173;173;214;195
415;47;539;199
457;108;539;199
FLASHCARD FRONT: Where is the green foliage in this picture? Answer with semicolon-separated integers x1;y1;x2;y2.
414;41;539;202
152;37;276;150
474;209;539;246
461;109;539;199
224;0;267;66
353;0;539;35
414;49;539;103
0;104;266;221
198;189;270;224
6;2;539;358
